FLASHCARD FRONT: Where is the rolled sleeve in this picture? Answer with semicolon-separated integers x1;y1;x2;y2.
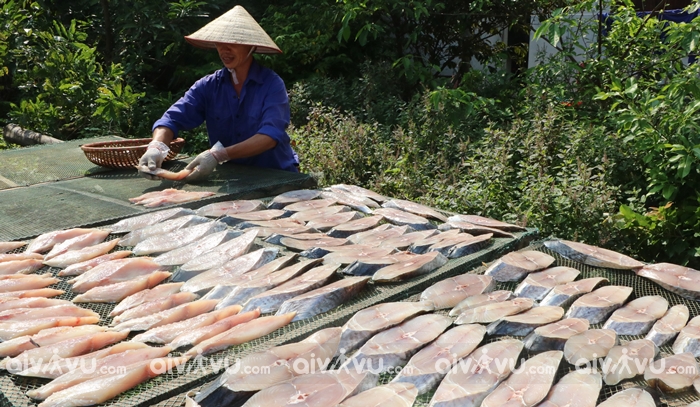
255;77;291;145
152;79;208;137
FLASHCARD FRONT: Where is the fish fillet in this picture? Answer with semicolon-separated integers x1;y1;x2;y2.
347;224;408;245
118;215;209;247
602;295;668;335
420;273;495;310
374;207;436;230
523;318;590;353
378;230;441;251
513;266;580;300
645;304;689;347
449;290;514;317
43;230;110;261
538;370;602;407
0;325;106;358
563;329;617;366
268;189;321;209
0;273;59;292
178;229;258;275
636;262;700;300
0;252;43;262
0;296;72;313
71;271;171;303
486;306;564;336
0;241;27;253
596;388;655;407
180;248;279;292
0;305;99;322
133;189;216;207
372;251;449;283
131;305;242;344
195;200;266;217
446;233;493;258
427;233;487;257
135;165;192;180
185;312;297;357
392;324;486;394
330;184;387;203
153;230;239;266
480;350;562;407
438;220;516;238
111;291;198;323
484;250;555;282
26;228;99;254
565;285;633;324
277;196;338;213
339;382;418;407
58;250;133;277
110;282;184;316
540;277;608;307
132;220;227;256
291;205;352;222
544;239;644;269
326;214;385;238
110;207;195;233
320;190;375;214
43;239;120;268
447;214;526;232
169;309;261;350
672;315;700;356
110;299;219;332
0;288;64;298
70;257;162;293
644;352;699;392
276;276;370;321
382;199;448;222
454;297;534;325
602;339;658;385
0;258;45;274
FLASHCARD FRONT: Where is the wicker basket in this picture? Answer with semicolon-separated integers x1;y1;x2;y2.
80;138;185;169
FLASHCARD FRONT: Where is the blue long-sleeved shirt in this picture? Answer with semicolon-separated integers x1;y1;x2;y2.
152;60;298;172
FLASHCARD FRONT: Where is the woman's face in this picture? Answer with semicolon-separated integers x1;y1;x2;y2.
215;43;253;71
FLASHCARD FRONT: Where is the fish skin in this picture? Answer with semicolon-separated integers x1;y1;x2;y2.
0;258;45;275
26;228;99;254
0;305;99;322
195;200;266;218
43;230;111;261
111;291;198;324
241;263;339;314
132;220;227;256
428;339;524;407
326;214;385;238
215;257;321;310
194;327;341;407
0;241;27;253
449;290;514;317
420;274;495;310
337;301;434;356
544;239;644;269
15;342;148;379
523;318;590;353
373;207;436;230
36;356;188;407
537;370;602;407
563;329;618;366
70;257;162;293
372;251;449;283
382;199;448;222
3;331;129;373
454;297;534;325
131;305;242;344
539;277;609;307
153;230;240;266
268;189;321;209
565;285;634;324
71;271;172;303
0;274;59;292
26;345;174;400
646;304;689;347
595;388;655;407
602;339;658;386
58;250;133;277
438;221;516;238
644;352;699;392
178;229;258;274
392;324;486;395
446;214;526;232
169;309;261;350
240;368;378;407
179;248;279;292
118;215;210;247
110;282;184;316
602;295;668;335
513;266;580;300
484;250;555;282
635;262;700;300
110;299;219;332
342;314;453;374
0;325;106;358
185;312;297;358
486;306;564;336
0;316;99;341
339;382;418;407
480;350;563;407
110;207;196;233
276;276;370;322
672;315;700;356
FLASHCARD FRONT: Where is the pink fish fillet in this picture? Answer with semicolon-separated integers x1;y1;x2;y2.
69;257;162;293
26;228;100;254
71;271;172;303
43;239;120;268
0;325;106;358
0;297;72;313
135;165;192;181
43;230;111;261
0;316;100;341
169;308;261;350
0;241;27;253
110;282;184;316
3;331;129;373
0;259;45;275
131;305;242;344
111;291;198;323
110;299;219;332
0;305;99;322
36;357;189;407
129;188;181;203
27;346;175;400
58;250;133;277
0;273;59;292
0;252;43;262
184;312;297;357
17;342;148;379
0;288;65;298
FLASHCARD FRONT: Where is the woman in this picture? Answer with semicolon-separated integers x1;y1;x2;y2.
139;5;298;182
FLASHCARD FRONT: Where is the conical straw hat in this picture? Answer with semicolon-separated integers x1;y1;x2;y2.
184;5;282;54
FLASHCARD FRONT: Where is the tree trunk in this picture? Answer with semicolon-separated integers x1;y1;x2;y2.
3;124;63;146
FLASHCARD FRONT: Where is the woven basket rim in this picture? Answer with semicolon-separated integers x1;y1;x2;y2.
80;138;185;151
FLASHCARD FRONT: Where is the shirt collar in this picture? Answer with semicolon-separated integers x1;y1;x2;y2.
220;59;263;86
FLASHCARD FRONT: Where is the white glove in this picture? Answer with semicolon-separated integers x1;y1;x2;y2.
138;140;170;180
184;142;229;182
